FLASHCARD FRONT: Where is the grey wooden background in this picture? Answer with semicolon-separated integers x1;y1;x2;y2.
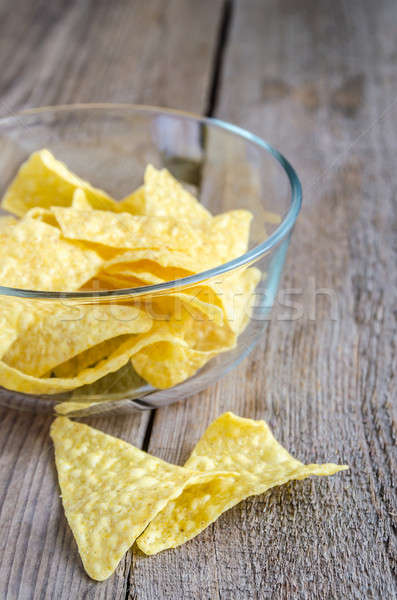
0;1;396;599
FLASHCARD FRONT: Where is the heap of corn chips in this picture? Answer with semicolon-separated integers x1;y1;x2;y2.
50;412;348;581
0;149;261;395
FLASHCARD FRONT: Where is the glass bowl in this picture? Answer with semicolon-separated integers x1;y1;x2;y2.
0;104;301;415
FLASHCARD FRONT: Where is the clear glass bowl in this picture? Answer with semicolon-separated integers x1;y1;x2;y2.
0;104;301;415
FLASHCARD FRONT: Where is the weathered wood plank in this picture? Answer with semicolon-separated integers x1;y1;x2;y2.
0;0;224;598
0;0;223;113
133;1;397;599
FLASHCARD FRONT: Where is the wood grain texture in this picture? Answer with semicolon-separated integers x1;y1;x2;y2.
133;1;397;599
0;0;223;598
0;0;223;112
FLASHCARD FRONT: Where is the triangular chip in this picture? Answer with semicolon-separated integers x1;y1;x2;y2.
71;188;93;210
1;149;116;216
51;207;203;253
0;218;102;290
24;206;60;228
137;413;348;554
0;335;147;394
3;304;152;376
131;340;217;389
0;215;18;232
51;417;235;580
102;249;205;274
128;268;261;388
52;335;130;378
51;206;251;267
144;165;212;223
54;401;102;415
206;210;252;264
0;302;23;358
0;318;228;394
101;266;261;332
119;186;146;215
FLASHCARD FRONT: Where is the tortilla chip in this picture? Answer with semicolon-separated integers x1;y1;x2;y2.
52;206;251;266
206;210;252;264
51;417;235;580
144;165;212;223
137;412;349;554
127;268;260;388
0;335;147;394
131;341;216;388
202;267;261;334
104;259;191;283
0;218;102;290
0;215;18;232
0;316;223;395
52;335;131;378
54;401;102;415
0;297;54;361
3;304;151;376
1;149;116;216
24;206;60;228
51;207;204;253
102;259;260;331
70;360;148;400
102;249;198;274
87;272;146;290
72;188;93;210
128;305;232;389
119;186;146;215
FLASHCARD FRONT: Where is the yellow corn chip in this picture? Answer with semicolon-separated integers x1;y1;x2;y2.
0;335;148;394
3;304;151;376
148;268;261;336
137;412;348;554
24;206;60;228
119;186;146;215
104;259;191;283
52;206;251;265
102;261;260;332
206;210;252;264
203;267;262;334
0;324;18;360
52;335;130;378
54;401;102;415
144;165;212;223
131;341;217;389
0;218;102;290
0;317;221;394
88;273;146;290
127;268;260;388
128;309;231;389
70;360;148;401
137;304;234;352
51;417;235;580
0;297;51;359
1;149;117;216
51;207;204;253
0;215;18;232
72;188;92;210
103;249;198;274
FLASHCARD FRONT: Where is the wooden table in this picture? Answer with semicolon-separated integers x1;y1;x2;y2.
0;1;396;598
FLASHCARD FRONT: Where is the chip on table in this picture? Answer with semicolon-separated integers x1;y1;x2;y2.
50;417;235;580
137;412;348;554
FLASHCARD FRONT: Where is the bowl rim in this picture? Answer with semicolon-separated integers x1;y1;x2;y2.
0;103;302;300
